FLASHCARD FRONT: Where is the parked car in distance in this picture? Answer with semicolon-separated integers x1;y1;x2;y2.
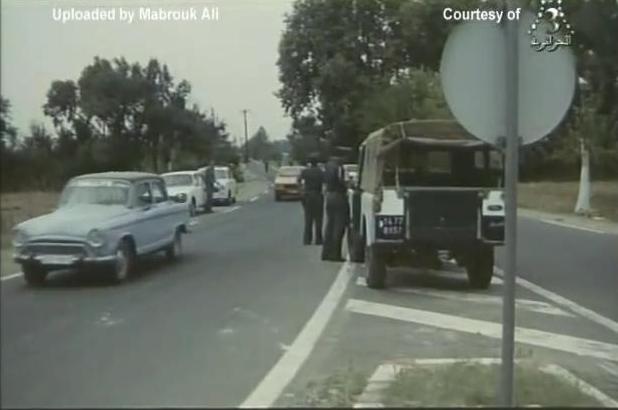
162;170;207;216
274;165;305;201
197;165;238;205
12;172;191;286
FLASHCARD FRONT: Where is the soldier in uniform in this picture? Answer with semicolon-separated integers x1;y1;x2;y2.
321;154;349;261
203;160;216;213
298;154;324;245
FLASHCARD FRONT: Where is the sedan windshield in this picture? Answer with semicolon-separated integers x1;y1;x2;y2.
59;179;130;207
164;174;193;187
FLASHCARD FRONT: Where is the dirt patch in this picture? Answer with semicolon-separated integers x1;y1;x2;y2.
518;181;618;222
383;361;602;407
286;366;368;407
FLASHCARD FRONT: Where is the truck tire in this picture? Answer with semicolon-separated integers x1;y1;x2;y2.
466;246;494;289
23;266;47;287
366;245;386;289
110;239;135;284
347;227;365;263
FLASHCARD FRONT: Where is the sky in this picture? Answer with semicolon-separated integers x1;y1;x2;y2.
1;0;294;143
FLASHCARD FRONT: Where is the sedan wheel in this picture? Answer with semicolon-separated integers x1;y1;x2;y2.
165;230;182;261
111;240;134;284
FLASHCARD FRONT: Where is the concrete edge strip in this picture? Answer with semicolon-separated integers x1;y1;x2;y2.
354;277;573;317
539;218;607;235
539;364;618;407
239;262;354;408
494;267;618;335
355;359;618;408
345;298;618;362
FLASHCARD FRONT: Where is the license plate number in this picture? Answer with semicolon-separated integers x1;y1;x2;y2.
37;255;75;265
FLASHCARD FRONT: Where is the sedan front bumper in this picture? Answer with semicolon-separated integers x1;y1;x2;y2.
14;253;117;270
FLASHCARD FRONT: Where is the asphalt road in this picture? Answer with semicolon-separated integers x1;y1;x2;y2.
1;166;342;408
497;216;618;322
2;165;615;407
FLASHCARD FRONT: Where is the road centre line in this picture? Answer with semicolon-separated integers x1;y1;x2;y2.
346;298;618;362
354;277;573;317
539;218;606;234
222;206;240;214
250;196;259;202
240;262;354;408
600;361;618;379
1;272;22;281
494;267;618;335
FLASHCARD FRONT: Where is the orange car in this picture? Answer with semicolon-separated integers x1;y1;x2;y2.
274;165;305;201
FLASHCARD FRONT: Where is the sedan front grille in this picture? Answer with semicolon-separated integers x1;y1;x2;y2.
25;242;87;257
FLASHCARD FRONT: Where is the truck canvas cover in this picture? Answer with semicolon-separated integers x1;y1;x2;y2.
359;119;490;194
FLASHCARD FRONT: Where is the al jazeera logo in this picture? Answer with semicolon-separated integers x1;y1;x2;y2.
528;0;575;52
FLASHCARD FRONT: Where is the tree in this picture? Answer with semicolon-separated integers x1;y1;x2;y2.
247;126;276;161
0;96;18;150
356;68;452;140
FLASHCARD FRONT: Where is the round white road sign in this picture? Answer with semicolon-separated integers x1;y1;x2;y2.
440;11;576;145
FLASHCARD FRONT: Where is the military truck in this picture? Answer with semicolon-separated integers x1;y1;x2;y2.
346;119;505;289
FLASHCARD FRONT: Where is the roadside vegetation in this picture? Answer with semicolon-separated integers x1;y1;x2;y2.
383;361;601;407
277;0;617;214
519;180;618;222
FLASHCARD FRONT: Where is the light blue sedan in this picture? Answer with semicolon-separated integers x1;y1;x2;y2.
12;172;191;286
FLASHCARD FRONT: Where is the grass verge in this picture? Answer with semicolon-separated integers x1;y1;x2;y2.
518;180;618;222
383;361;601;407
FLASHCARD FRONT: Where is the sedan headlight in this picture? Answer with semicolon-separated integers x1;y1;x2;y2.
12;229;28;247
87;229;106;248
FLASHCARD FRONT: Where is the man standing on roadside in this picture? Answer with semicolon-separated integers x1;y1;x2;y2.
321;154;349;261
203;160;216;213
298;154;324;245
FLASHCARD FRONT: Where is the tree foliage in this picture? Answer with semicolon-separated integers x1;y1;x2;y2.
279;0;617;178
2;57;239;191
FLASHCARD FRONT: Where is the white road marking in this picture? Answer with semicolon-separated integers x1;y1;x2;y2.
540;364;618;407
222;206;240;214
599;361;618;378
346;299;618;362
1;272;22;281
539;218;606;234
354;277;573;317
494;267;618;335
250;196;259;202
240;262;354;408
356;359;618;408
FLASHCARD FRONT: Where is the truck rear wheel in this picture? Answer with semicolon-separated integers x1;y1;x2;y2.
366;245;386;289
466;246;494;289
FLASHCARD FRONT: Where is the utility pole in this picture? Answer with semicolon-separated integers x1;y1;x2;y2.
242;109;250;163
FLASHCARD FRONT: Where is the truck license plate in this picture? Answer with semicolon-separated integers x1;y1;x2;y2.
37;255;74;265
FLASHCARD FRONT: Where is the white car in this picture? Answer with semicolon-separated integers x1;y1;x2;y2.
161;171;207;216
213;166;237;205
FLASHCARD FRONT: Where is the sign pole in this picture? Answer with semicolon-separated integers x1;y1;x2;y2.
500;0;519;406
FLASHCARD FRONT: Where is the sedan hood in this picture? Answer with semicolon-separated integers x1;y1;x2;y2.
18;204;131;238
